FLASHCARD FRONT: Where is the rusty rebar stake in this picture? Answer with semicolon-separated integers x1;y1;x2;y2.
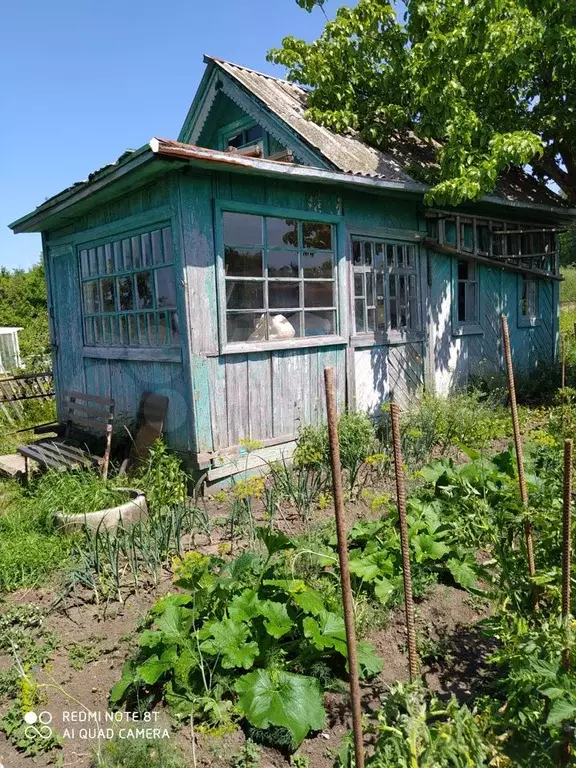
501;315;536;579
323;367;364;768
561;438;573;766
390;401;419;681
562;333;567;390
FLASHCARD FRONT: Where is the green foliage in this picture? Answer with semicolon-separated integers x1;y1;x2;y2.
110;531;382;749
28;467;129;515
68;642;100;670
0;261;50;366
91;735;187;768
560;267;576;303
270;0;576;204
232;740;261;768
0;481;72;593
336;683;494;767
0;396;56;455
133;439;189;513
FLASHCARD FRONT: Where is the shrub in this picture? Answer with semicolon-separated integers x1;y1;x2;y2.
91;735;187;768
133;439;189;513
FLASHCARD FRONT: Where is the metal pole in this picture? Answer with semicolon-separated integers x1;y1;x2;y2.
573;321;576;341
562;333;566;390
390;401;419;681
561;438;572;766
323;367;364;768
501;315;536;579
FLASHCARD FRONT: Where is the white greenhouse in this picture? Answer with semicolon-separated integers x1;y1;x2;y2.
0;327;23;374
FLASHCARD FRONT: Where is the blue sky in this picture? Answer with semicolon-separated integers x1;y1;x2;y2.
1;0;338;270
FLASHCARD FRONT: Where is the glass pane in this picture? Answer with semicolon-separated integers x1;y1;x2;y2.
226;281;264;310
399;275;406;302
93;317;102;344
223;212;263;246
409;299;418;329
146;313;157;346
97;246;106;275
303;251;333;278
354;273;364;297
227;312;266;342
477;224;490;253
366;273;374;306
162;228;173;263
458;282;466;322
80;250;89;278
225;247;263;277
461;222;474;251
367;308;375;332
375;242;385;269
156;267;176;308
408;274;418;298
136;271;154;309
84;318;93;345
83;281;100;314
122;239;132;271
467;283;477;322
304;281;334;307
131;236;142;269
400;302;407;328
119;315;128;345
458;260;469;281
364;242;372;266
405;245;414;268
269;281;300;309
100;278;116;313
113;241;123;273
352;240;362;265
389;299;398;329
109;315;120;345
397;246;405;268
267;250;298;278
104;244;114;274
140;232;152;267
266;218;298;248
303;222;332;250
389;275;396;298
89;248;98;275
170;311;180;345
427;218;439;239
117;276;134;311
151;230;164;265
445;220;457;246
355;299;365;333
376;304;386;331
101;316;111;344
245;124;264;143
507;232;520;256
305;310;334;337
387;244;395;267
128;315;138;345
138;314;149;345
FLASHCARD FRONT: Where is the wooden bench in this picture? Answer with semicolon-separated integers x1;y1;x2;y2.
18;391;115;480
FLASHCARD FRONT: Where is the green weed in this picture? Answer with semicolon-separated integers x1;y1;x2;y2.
91;734;187;768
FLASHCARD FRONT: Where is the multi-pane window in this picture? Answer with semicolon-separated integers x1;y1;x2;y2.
456;259;479;325
226;124;264;151
222;212;337;343
520;277;539;320
80;226;179;347
352;238;419;335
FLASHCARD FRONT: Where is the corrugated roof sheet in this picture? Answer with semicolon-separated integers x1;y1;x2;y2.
208;56;570;209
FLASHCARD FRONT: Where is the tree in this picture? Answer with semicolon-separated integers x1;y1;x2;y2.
269;0;576;206
0;261;50;365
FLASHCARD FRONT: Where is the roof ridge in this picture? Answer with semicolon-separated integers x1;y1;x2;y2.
203;54;306;90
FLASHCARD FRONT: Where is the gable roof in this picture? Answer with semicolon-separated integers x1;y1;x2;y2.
201;56;570;210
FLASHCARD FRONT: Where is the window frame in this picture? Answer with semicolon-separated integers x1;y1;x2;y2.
214;200;347;355
451;257;483;336
217;117;269;155
78;223;181;351
349;231;424;346
518;274;541;328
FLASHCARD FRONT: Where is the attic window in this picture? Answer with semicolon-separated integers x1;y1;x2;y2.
226;124;264;150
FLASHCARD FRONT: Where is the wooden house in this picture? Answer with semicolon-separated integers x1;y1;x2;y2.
10;56;575;480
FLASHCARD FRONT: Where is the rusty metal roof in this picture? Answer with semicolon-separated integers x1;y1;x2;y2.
207;56;570;210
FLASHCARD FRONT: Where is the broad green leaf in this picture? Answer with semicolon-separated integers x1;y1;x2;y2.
348;553;381;581
374;577;395;605
137;648;177;685
259;600;293;639
446;558;477;591
235;669;326;747
293;588;325;616
257;527;294;556
303;611;347;656
153;603;193;645
357;641;384;678
547;698;576;727
229;589;262;622
201;619;259;669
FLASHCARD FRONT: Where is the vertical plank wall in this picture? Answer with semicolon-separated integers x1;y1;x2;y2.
429;250;556;395
45;177;194;452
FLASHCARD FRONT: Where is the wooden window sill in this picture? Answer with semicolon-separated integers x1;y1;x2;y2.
452;324;484;337
351;333;425;348
211;335;347;356
82;346;182;363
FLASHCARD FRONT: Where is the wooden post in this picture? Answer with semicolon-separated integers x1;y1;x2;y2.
501;315;536;579
573;321;576;341
324;367;364;768
562;438;572;766
390;401;419;681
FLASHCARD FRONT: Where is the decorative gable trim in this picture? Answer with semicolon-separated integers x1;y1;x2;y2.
179;63;332;170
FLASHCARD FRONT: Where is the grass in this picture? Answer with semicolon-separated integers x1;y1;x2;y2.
28;469;129;515
560;266;576;304
91;736;187;768
0;397;56;454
